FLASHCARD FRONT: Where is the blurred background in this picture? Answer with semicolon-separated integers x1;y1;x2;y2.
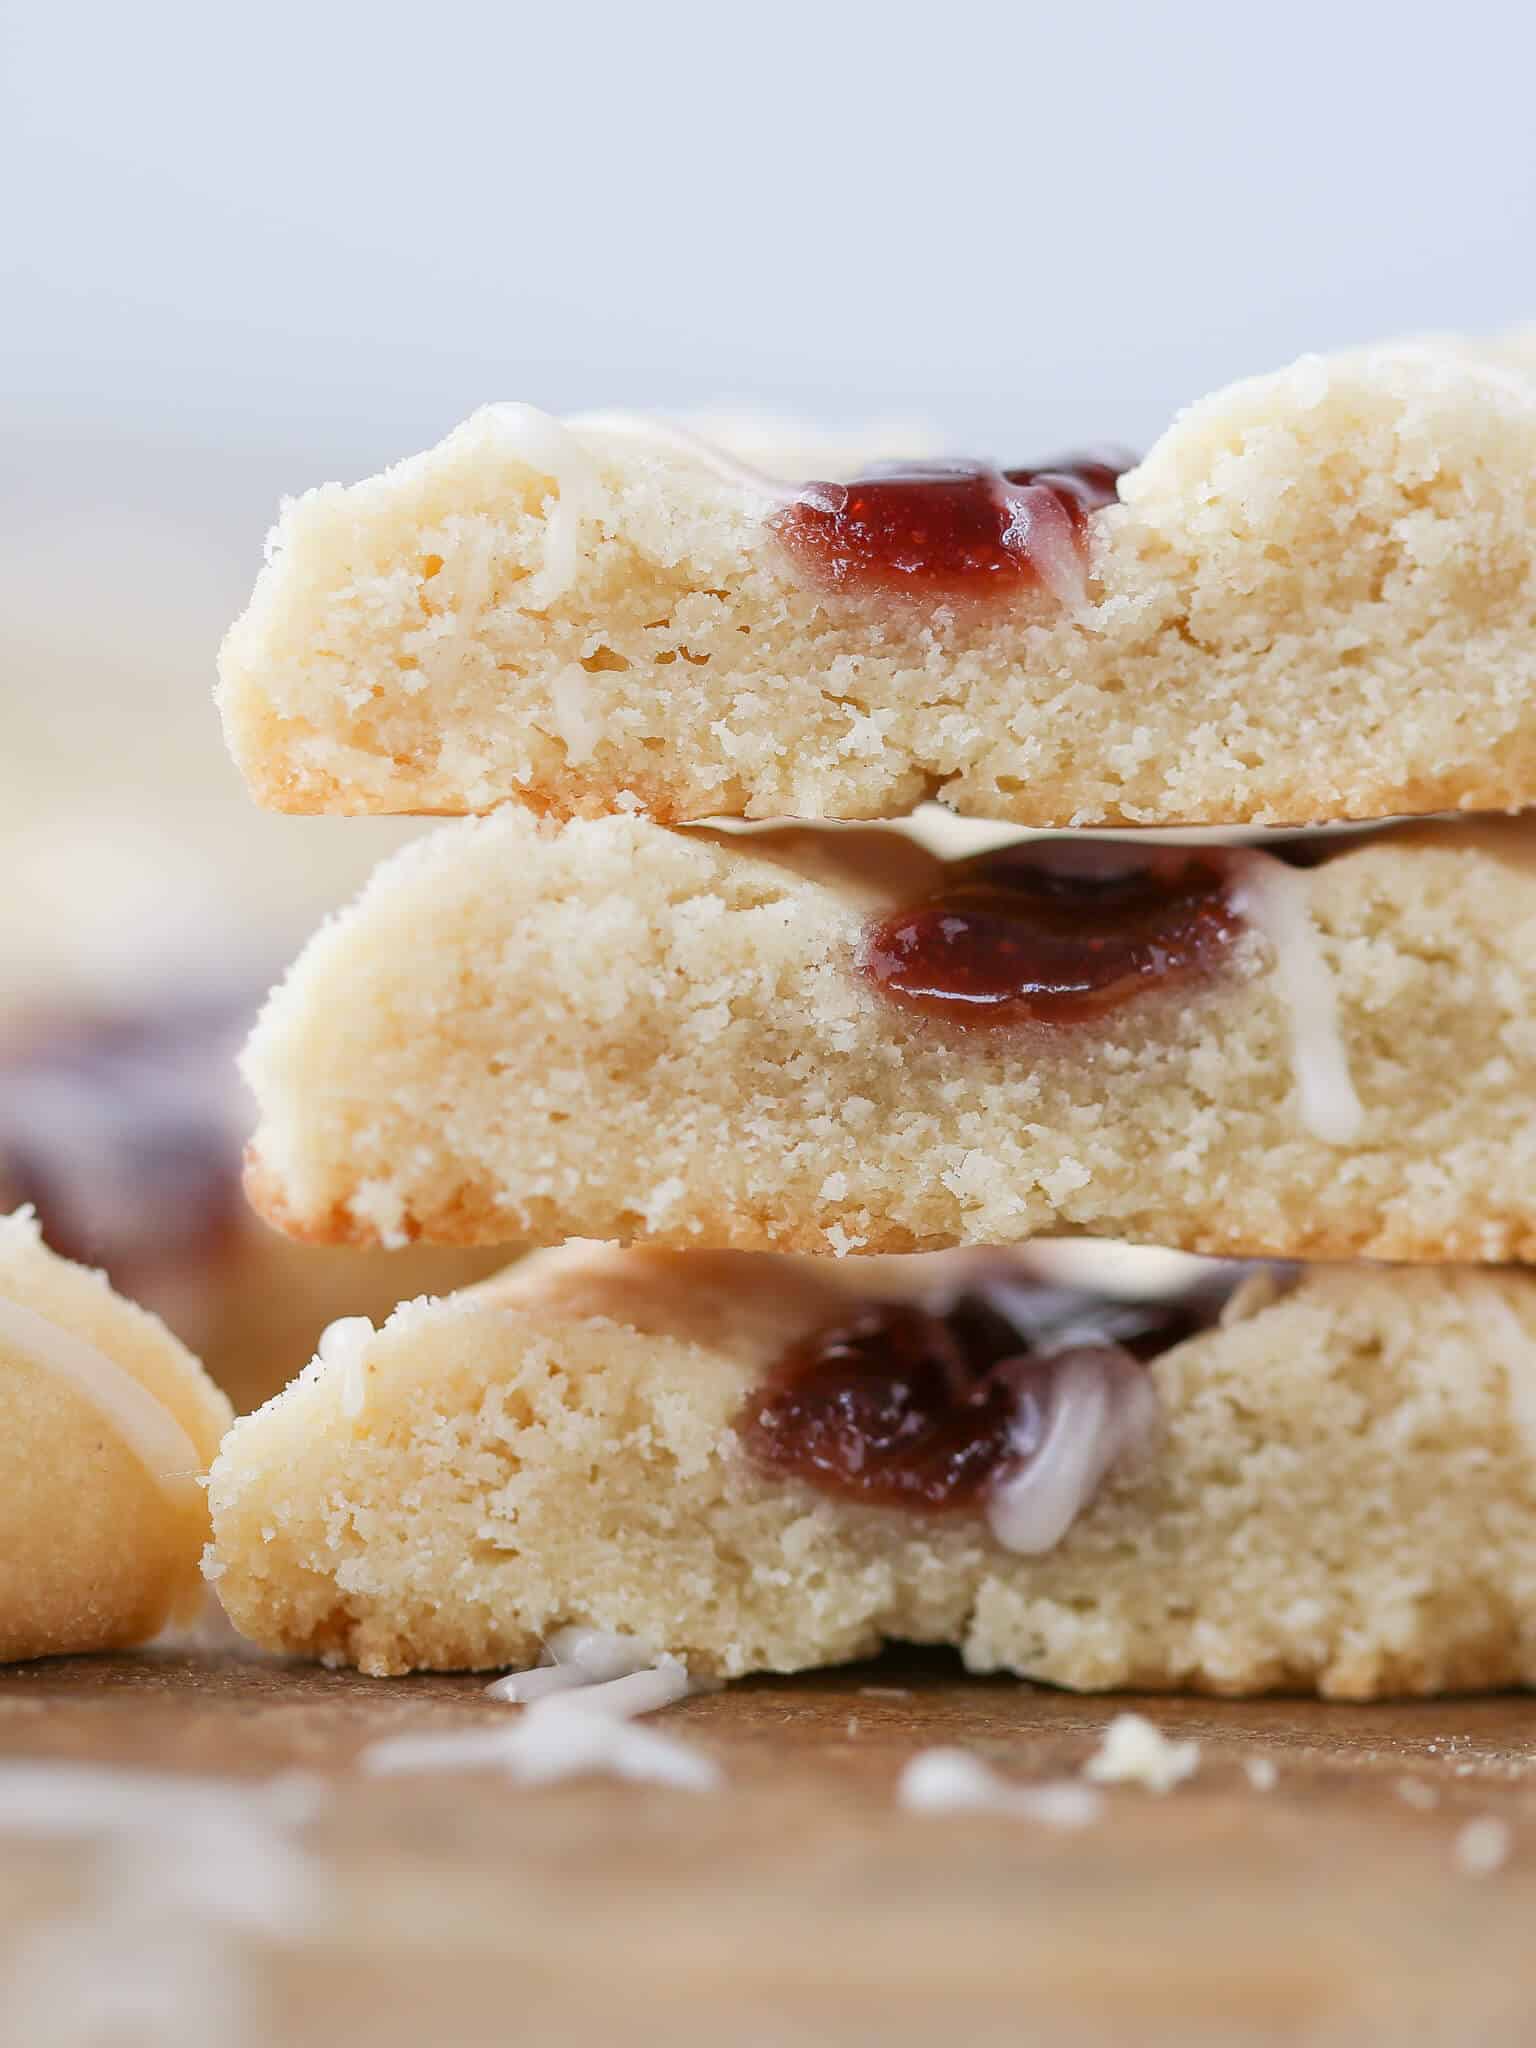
4;0;1535;1400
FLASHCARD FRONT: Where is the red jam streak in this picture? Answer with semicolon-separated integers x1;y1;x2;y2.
769;453;1132;604
740;1266;1242;1513
862;839;1245;1027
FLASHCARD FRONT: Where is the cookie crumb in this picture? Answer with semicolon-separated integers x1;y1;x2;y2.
1454;1816;1511;1877
1243;1757;1278;1792
1083;1713;1200;1794
1396;1777;1439;1810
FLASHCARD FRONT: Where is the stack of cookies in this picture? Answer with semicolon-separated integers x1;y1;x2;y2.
208;337;1536;1699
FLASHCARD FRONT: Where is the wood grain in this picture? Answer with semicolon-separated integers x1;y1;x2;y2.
0;1650;1533;2045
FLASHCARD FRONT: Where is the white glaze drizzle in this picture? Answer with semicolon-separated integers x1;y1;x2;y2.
0;1295;203;1510
363;1626;715;1789
567;409;800;504
484;1625;690;1707
480;403;605;611
986;1347;1160;1555
998;476;1089;609
1229;851;1364;1145
898;1749;1102;1828
316;1315;375;1419
361;1707;717;1791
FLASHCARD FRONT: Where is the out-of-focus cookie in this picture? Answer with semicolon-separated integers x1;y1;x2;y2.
0;1208;231;1662
220;339;1536;827
0;1000;503;1412
243;805;1536;1265
209;1241;1536;1698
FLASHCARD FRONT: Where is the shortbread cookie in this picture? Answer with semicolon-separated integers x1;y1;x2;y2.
208;1241;1536;1697
0;1208;231;1661
244;806;1536;1264
218;340;1536;826
0;1001;502;1411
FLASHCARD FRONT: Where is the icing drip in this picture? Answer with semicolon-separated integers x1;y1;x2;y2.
568;410;799;504
361;1711;717;1791
0;1295;203;1510
1229;854;1364;1145
317;1315;374;1419
481;404;604;611
986;1346;1160;1555
484;1626;691;1709
363;1628;715;1789
898;1749;1102;1827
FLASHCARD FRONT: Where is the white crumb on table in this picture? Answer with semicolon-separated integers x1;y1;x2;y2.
898;1749;1101;1829
1454;1816;1512;1877
362;1701;718;1792
1083;1713;1201;1794
1243;1756;1279;1792
0;1762;327;2047
1396;1778;1440;1810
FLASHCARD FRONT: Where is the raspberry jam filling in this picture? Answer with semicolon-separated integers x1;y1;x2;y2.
862;839;1246;1027
740;1265;1240;1520
768;453;1131;604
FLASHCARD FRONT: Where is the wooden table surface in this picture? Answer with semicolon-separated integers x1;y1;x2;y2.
0;1649;1533;2045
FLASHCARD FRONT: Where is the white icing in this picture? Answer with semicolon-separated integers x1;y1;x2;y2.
1454;1816;1512;1877
557;1664;693;1718
484;1626;694;1713
1397;1777;1440;1810
897;1749;1102;1828
999;478;1088;610
361;1698;716;1791
986;1347;1160;1556
568;410;799;504
1229;852;1364;1145
483;403;604;610
1082;1713;1201;1793
0;1295;203;1510
0;1762;324;1844
362;1625;716;1787
496;1702;718;1790
0;1761;326;2043
317;1315;375;1419
360;1728;519;1775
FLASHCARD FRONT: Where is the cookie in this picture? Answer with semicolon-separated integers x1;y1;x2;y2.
0;1208;231;1662
207;1241;1536;1698
218;339;1536;827
0;1000;503;1412
243;806;1536;1264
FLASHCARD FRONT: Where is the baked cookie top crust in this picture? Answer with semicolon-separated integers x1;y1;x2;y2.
220;339;1536;828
